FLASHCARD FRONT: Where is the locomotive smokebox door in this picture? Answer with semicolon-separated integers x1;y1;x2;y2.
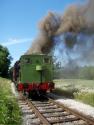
36;65;43;71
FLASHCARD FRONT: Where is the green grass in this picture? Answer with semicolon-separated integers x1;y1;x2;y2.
0;77;22;125
54;79;94;106
74;92;94;107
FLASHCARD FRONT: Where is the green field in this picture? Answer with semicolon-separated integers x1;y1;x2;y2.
0;77;21;125
54;79;94;106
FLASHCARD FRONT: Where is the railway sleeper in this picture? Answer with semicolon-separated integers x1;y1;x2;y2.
47;117;81;124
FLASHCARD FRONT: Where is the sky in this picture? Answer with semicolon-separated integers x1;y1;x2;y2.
0;0;82;66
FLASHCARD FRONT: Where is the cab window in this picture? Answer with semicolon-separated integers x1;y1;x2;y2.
44;58;50;63
24;58;31;64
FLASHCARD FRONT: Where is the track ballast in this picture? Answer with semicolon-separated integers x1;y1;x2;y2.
18;93;94;125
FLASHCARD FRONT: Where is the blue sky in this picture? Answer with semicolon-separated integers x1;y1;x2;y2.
0;0;82;66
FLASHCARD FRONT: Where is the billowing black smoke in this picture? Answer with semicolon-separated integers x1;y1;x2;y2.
26;0;94;66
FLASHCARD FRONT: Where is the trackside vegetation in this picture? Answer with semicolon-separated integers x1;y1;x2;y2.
0;45;12;78
0;77;22;125
74;92;94;107
54;79;94;107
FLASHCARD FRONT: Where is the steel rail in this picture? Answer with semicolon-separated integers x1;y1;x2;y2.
19;93;50;125
27;99;51;125
49;98;94;125
19;92;94;125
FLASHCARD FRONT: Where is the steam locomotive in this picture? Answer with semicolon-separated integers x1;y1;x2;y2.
13;54;54;97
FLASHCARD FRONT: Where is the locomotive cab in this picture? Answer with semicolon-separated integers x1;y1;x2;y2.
14;54;54;97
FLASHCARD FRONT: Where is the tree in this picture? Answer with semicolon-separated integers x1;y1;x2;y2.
0;45;12;77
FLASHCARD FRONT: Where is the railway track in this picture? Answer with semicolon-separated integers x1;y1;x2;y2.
18;93;94;125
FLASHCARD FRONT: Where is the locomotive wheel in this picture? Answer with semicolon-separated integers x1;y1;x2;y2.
29;90;38;99
28;90;47;100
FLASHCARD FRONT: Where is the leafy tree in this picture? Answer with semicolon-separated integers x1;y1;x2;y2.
0;45;12;77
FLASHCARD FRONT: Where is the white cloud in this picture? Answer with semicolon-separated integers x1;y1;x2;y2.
1;38;33;46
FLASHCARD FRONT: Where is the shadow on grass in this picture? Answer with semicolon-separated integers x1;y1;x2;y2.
53;88;79;99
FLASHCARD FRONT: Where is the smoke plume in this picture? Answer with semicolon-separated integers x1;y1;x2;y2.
26;12;60;54
26;0;94;66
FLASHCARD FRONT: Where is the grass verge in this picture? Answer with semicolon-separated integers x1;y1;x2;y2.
54;79;94;106
74;92;94;107
0;77;22;125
